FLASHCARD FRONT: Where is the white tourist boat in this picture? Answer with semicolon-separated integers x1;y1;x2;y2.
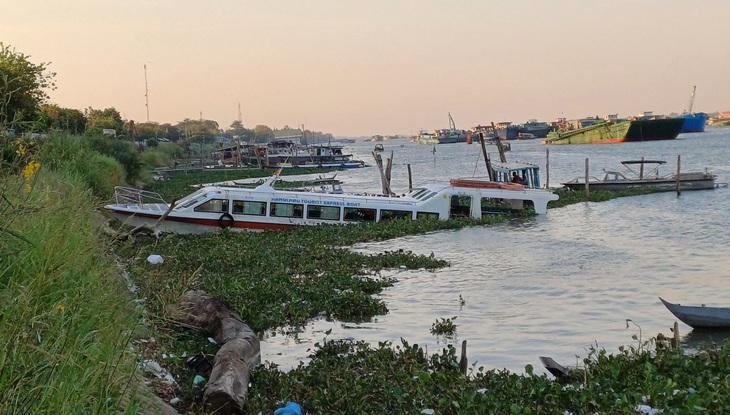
105;172;559;234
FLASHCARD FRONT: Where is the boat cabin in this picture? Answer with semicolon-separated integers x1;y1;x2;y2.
491;162;543;189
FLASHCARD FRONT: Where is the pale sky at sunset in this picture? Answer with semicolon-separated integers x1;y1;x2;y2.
5;0;729;137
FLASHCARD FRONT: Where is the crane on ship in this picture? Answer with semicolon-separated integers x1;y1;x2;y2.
686;85;697;114
448;112;456;130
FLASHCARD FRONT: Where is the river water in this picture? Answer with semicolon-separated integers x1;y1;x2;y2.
260;127;730;374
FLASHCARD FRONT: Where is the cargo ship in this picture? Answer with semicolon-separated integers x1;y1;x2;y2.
543;118;684;145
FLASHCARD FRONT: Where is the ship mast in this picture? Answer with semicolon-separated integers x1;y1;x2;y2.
687;85;696;114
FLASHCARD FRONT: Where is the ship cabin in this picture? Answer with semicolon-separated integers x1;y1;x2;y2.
491;162;543;189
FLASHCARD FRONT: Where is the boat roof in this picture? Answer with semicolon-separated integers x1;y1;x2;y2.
621;160;666;165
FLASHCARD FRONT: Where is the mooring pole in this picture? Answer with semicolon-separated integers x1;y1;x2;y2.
584;158;590;196
676;155;681;196
459;340;468;376
545;147;550;189
478;131;493;180
407;163;413;192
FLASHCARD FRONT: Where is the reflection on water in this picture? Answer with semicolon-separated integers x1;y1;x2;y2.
261;128;730;374
682;329;730;351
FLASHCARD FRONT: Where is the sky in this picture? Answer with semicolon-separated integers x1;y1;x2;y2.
4;0;729;137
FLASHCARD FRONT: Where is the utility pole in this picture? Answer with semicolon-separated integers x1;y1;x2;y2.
144;63;150;122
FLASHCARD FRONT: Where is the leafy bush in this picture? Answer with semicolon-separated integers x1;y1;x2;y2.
85;135;143;184
82;153;126;197
38;133;126;198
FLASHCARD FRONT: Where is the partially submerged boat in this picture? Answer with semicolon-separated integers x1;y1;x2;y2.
106;172;559;234
562;160;717;192
543;118;684;145
660;297;730;329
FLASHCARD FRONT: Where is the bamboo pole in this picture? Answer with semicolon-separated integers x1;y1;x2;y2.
407;163;413;192
639;156;645;180
584;158;590;196
545;147;550;189
676;155;681;196
478;132;493;181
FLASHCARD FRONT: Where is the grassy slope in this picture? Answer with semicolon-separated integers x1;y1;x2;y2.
0;170;142;414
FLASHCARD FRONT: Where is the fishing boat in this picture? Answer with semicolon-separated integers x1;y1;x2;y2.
518;120;550;138
562;160;717;192
660;297;730;329
417;113;468;145
106;171;559;234
543;118;684;145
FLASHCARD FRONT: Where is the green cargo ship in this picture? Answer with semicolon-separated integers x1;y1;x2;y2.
543;118;684;145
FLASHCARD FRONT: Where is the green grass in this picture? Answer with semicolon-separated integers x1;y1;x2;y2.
0;170;142;414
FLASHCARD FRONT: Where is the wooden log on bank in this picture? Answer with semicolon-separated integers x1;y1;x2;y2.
167;290;260;415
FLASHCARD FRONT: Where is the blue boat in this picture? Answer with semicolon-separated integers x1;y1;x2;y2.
679;112;707;133
678;86;707;133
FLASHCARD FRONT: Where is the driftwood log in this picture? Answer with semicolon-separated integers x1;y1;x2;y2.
168;290;261;414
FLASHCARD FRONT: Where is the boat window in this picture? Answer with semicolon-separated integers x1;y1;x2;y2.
307;205;341;221
194;199;228;213
344;207;377;222
449;195;471;218
481;197;513;216
416;211;439;220
232;200;266;216
380;209;413;221
410;189;429;199
178;189;208;208
270;202;304;218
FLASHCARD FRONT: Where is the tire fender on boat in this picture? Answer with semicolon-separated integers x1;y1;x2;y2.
218;213;235;229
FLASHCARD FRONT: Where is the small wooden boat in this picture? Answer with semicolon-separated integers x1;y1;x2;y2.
659;297;730;329
563;160;717;192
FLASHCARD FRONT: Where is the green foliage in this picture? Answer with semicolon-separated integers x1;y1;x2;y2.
140;147;172;168
431;316;458;336
0;43;56;132
85;107;123;135
0;170;141;414
85;135;143;184
549;187;656;208
37;133;126;197
83;153;126;196
39;104;86;134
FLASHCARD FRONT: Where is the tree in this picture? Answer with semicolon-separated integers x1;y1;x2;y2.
253;125;273;143
85;107;123;135
174;119;219;143
40;104;86;134
0;43;56;133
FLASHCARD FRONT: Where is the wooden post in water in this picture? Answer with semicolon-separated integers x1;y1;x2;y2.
584;158;590;196
673;321;681;351
491;122;508;163
545;147;550;189
676;155;681;196
639;156;645;180
459;340;468;376
478;132;494;181
407;163;413;192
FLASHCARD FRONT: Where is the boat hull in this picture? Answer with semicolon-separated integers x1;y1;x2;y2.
679;113;707;133
544;118;684;145
563;173;716;192
106;173;559;234
660;297;730;329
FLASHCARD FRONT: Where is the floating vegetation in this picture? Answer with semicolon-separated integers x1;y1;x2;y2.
430;316;458;336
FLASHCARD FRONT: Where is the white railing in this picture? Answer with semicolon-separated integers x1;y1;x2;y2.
113;186;167;209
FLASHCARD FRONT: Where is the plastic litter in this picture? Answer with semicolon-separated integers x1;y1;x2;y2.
186;353;213;374
147;254;164;265
192;375;206;386
274;401;302;415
